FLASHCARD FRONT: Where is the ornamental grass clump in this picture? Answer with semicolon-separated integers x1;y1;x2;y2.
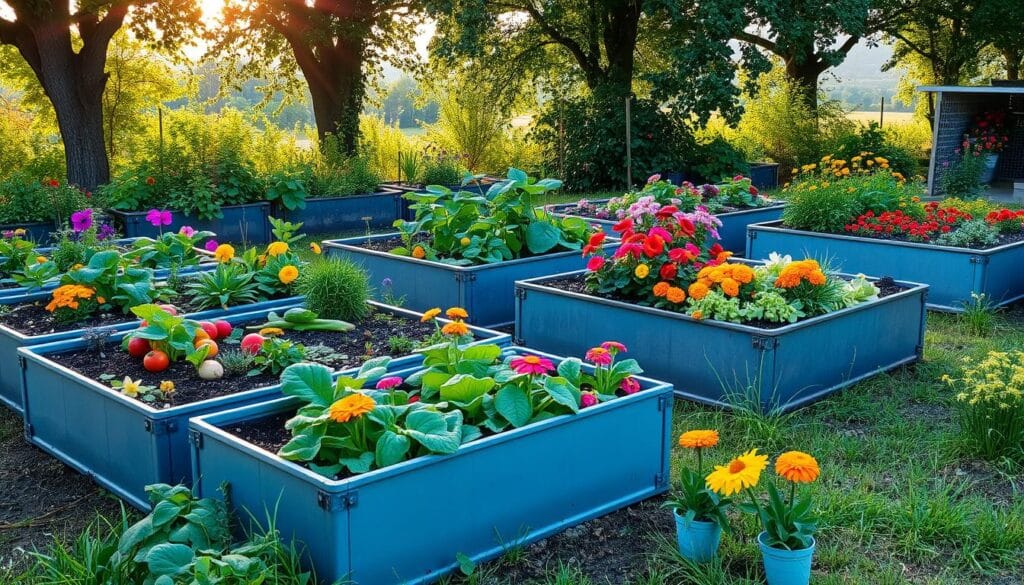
296;257;370;322
943;351;1024;461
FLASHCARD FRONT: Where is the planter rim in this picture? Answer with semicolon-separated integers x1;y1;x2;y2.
547;201;785;224
515;266;928;337
321;232;617;273
299;187;402;202
757;531;816;556
190;344;672;492
748;220;1024;256
17;300;508;418
106;201;271;217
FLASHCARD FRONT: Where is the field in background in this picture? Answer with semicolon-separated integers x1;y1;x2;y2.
848;110;918;125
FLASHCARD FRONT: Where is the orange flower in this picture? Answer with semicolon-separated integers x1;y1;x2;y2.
652;281;670;297
732;264;755;284
666;286;686;303
45;284;95;313
328;393;376;423
679;430;719;449
691;310;703;320
442;321;470;336
445;307;468;320
278;265;299;284
421;308;441;322
721;277;740;298
412;246;426;259
775;451;820;484
688;281;709;300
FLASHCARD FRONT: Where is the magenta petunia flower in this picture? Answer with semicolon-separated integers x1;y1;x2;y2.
70;208;93;232
179;225;196;237
146;209;173;227
581;393;598;408
600;341;627;354
204;239;219;252
620;377;640;395
375;376;403;390
585;347;613;366
510;355;555;376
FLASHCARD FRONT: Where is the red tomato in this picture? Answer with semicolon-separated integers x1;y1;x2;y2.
143;350;170;373
241;333;264;355
127;337;150;358
214;320;232;339
200;321;219;340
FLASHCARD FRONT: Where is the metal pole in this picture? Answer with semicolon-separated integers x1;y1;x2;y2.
880;96;885;127
158;107;164;174
625;95;632;189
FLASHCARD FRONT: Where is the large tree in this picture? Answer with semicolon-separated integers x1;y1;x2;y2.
213;0;422;154
0;0;198;189
974;0;1024;80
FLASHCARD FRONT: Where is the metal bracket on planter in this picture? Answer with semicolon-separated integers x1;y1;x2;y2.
454;272;477;283
144;419;178;435
188;429;204;449
317;490;358;511
514;287;527;299
654;472;667;488
24;422;33;438
17;354;26;370
969;255;990;265
751;335;778;350
657;394;669;412
747;229;757;241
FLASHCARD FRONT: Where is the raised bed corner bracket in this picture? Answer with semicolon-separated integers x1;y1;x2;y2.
454;272;477;283
751;335;778;350
317;491;358;511
144;419;177;435
969;255;990;265
188;429;203;449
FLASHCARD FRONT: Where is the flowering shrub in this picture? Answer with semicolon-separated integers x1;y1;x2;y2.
186;238;306;310
967;111;1008;154
44;250;169;322
595;174;770;222
845;202;971;242
943;351;1024;461
985;209;1024;234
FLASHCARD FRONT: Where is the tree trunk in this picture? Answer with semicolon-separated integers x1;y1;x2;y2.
300;39;365;156
1004;48;1021;81
600;0;641;99
785;58;823;112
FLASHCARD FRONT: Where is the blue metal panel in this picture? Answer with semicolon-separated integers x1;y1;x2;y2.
109;203;272;244
548;203;784;257
0;295;303;413
747;221;1024;312
18;302;508;507
0;221;54;244
189;348;672;585
323;233;618;327
748;163;780;190
515;269;927;412
278;189;403;233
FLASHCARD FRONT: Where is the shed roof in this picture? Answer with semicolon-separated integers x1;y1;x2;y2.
918;85;1024;95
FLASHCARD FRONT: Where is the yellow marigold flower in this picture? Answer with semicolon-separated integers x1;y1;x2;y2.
259;327;285;337
866;159;874;166
412;246;426;259
421;308;441;322
328;393;376;423
35;255;47;264
160;381;176;393
721;277;740;298
442;321;470;336
841;168;851;176
807;185;817;191
679;430;719;449
688;281;710;301
13;228;25;236
214;244;235;263
706;449;768;496
309;242;322;255
121;377;142;398
278;265;299;284
634;264;650;279
71;263;83;270
96;296;105;304
652;281;670;297
267;241;289;256
445;307;468;320
460;237;471;246
666;286;686;303
257;254;267;266
775;451;820;484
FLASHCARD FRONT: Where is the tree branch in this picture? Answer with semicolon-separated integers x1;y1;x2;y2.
734;30;778;54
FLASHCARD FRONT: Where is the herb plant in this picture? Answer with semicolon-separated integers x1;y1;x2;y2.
295;257;370;321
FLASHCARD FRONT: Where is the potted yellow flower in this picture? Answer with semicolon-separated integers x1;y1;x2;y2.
663;430;731;561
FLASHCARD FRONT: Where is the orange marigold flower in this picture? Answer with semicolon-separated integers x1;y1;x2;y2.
807;270;827;286
716;251;733;262
328;393;376;423
421;308;441;322
45;284;95;313
652;281;670;297
691;310;704;320
679;430;719;449
688;281;710;300
278;265;299;284
266;241;289;256
35;255;47;264
666;286;686;303
442;321;470;336
721;277;740;298
412;246;426;259
445;307;468;320
732;264;755;284
775;450;820;484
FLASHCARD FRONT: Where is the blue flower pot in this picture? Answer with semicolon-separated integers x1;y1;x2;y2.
673;511;721;562
758;532;815;585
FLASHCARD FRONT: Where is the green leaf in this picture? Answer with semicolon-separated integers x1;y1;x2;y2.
118;516;156;554
280;363;335;406
461;344;502;363
543;377;580;412
525;221;561;254
340;452;375;474
457;552;476;576
556;358;582;386
439;374;494;403
375;431;411;468
278;425;325;461
144;543;194;576
283;308;318;323
495;384;532;427
149;499;183;529
404;409;462;454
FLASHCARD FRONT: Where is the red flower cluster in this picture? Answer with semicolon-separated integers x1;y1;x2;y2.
968;111;1009;153
985;209;1024;234
845;203;971;242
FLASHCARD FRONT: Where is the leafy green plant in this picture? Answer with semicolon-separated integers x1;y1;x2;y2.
250;307;355;332
690;137;750;183
419;146;464;186
60;250;170;313
940;151;987;198
398;150;422;184
127;228;215;269
934;219;998;248
220;348;257;377
0;233;37;277
269;217;305;245
251;337;306;376
11;258;60;291
295;258;370;321
266;171;309;211
185;263;261;311
0;172;89;225
123;304;212;366
742;478;818;550
663;431;731;530
830;122;919;179
387;335;415;354
958;292;997;336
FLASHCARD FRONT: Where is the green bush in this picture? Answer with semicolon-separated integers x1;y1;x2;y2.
828;122;919;178
0;172;89;225
297;258;370;321
419;145;464;185
940;151;987;198
782;171;919;233
687;136;750;182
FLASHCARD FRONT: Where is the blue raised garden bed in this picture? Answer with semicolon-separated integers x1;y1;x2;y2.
0;296;301;414
188;346;672;584
322;233;617;327
548;201;784;256
108;203;271;244
514;269;928;412
747;221;1024;312
386;181;505;221
748;162;780;190
17;302;508;510
276;189;403;234
0;221;55;244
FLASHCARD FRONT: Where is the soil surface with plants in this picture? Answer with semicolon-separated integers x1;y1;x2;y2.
48;310;439;406
769;220;1024;249
0;302;140;336
554;201;781;221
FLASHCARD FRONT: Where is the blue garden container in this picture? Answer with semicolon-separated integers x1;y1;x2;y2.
0;221;54;244
188;346;672;584
514;268;928;412
758;532;815;585
747;221;1024;312
108;203;272;244
277;189;403;234
18;302;508;510
547;200;784;256
674;512;722;562
0;296;301;414
323;233;617;327
748;162;780;191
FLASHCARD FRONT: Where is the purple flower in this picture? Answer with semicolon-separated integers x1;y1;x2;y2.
145;209;173;227
381;277;393;287
2;230;13;239
204;239;219;252
179;226;196;237
97;224;116;241
71;209;93;233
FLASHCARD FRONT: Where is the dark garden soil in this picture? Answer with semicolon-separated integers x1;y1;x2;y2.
545;274;905;330
361;235;428;254
772;220;1024;249
48;310;438;408
0;302;140;336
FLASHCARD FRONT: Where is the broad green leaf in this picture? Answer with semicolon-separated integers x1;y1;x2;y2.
543;377;580;412
495;384;532;427
280;363;335;406
375;431;411;467
283;308;318;323
278;425;325;460
149;499;183;529
461;344;502;363
439;374;494;403
525;221;561;254
340;452;375;473
404;409;462;453
144;543;194;576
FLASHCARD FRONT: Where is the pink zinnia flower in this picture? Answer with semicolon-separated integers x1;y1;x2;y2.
204;239;219;252
620;377;640;395
585;347;612;366
510;355;555;375
581;393;598;408
179;226;196;237
375;376;403;390
146;209;173;227
587;256;605;271
601;341;627;354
